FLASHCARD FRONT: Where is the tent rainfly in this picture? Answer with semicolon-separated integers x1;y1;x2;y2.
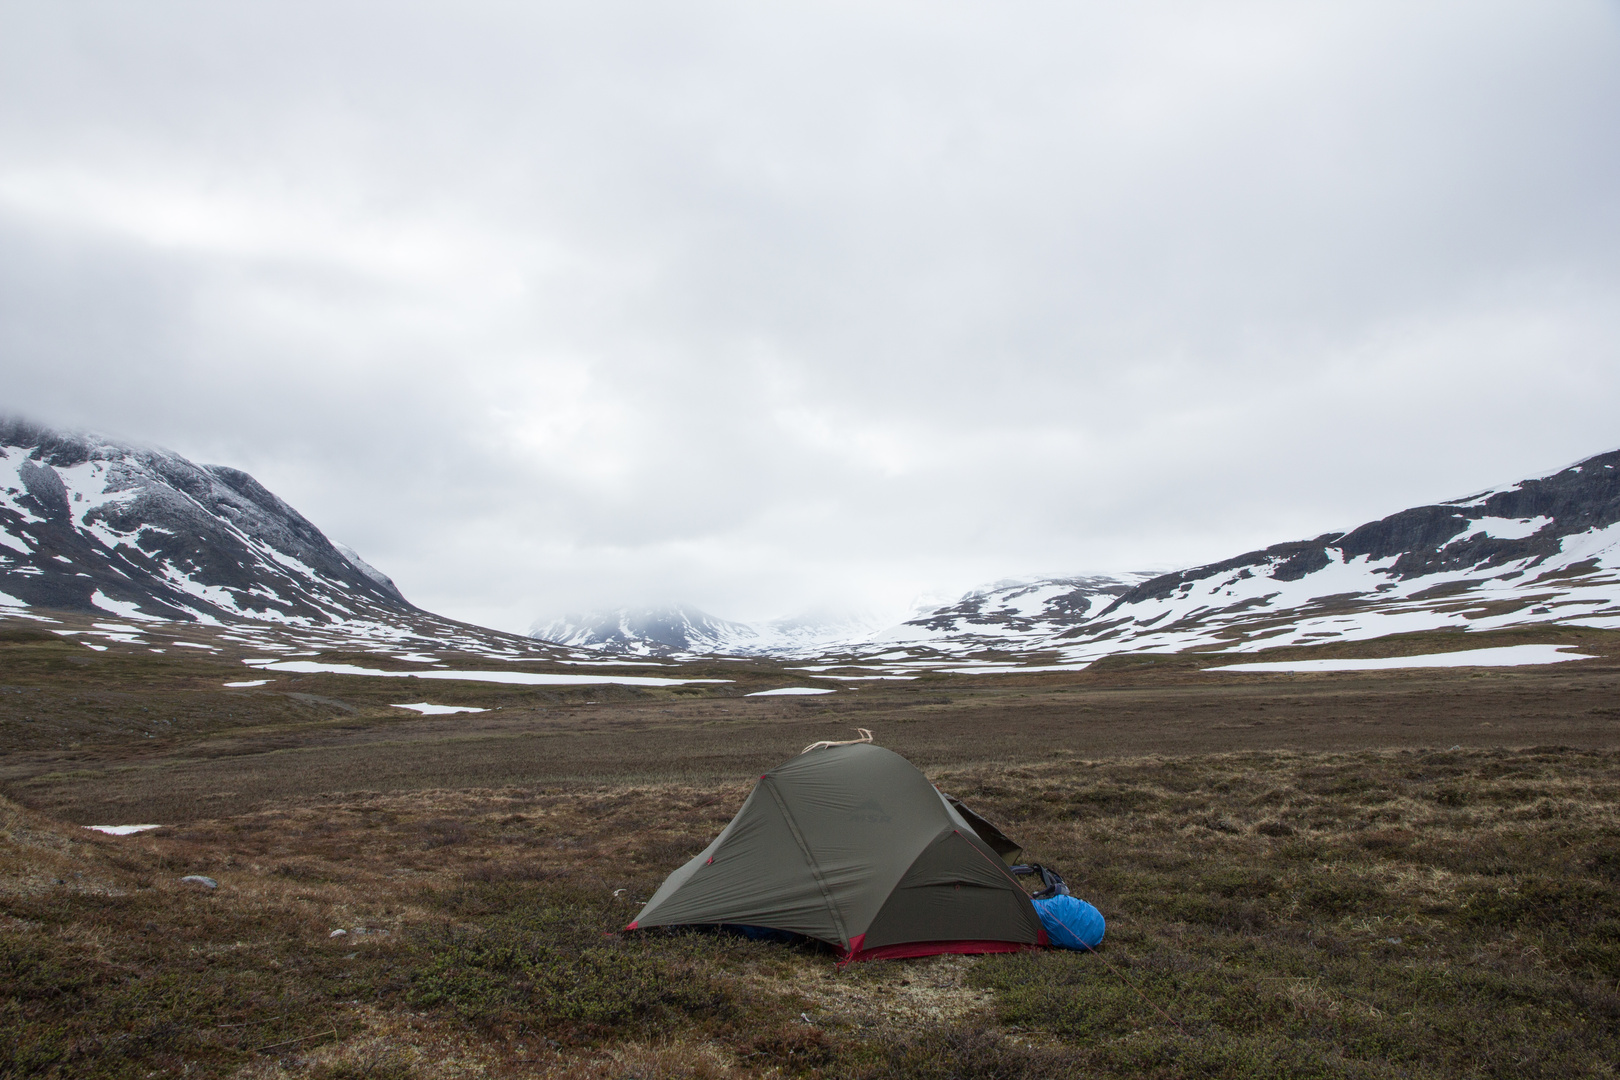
626;741;1101;962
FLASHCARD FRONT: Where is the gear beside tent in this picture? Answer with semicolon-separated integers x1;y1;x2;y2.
625;739;1104;961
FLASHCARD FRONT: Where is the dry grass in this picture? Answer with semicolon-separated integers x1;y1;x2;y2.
4;617;1620;1076
4;745;1619;1078
7;621;1620;826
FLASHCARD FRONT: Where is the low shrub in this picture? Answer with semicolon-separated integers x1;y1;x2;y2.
406;901;732;1040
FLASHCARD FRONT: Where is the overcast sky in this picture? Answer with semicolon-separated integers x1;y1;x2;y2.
2;2;1618;632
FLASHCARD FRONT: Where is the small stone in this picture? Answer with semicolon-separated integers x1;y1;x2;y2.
329;928;347;937
180;875;217;889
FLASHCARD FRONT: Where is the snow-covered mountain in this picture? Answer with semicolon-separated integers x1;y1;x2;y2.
17;413;1614;668
530;603;907;656
532;448;1620;664
898;574;1158;641
0;419;568;658
0;418;413;625
531;605;761;656
528;578;1155;659
759;607;900;652
1030;447;1620;660
863;447;1620;663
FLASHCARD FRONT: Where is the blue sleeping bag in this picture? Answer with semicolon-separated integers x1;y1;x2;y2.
1032;894;1106;949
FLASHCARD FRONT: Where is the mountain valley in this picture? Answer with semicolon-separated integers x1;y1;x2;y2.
533;449;1620;668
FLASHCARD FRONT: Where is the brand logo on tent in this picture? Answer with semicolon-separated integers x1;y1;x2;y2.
848;799;891;824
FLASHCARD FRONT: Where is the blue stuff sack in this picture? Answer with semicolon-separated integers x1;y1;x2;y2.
1032;895;1106;950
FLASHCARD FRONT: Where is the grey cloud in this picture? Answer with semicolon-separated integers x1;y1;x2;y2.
1;2;1617;631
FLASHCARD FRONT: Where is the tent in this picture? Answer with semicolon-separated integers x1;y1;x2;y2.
626;741;1098;961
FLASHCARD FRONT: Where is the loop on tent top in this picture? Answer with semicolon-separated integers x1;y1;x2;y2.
799;728;874;754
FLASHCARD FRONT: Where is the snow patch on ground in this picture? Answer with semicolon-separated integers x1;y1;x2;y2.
1463;517;1553;541
745;686;837;696
85;825;162;835
1205;644;1596;673
56;460;139;527
390;702;489;715
241;659;730;688
89;591;160;621
932;662;1095;674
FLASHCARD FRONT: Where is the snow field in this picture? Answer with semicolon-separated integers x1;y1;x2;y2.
1205;644;1596;673
241;658;731;688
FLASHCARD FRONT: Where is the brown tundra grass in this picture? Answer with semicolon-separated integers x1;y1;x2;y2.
4;745;1619;1079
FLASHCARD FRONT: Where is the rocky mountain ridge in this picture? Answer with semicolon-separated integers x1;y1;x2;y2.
1037;447;1620;660
533;449;1620;663
8;416;1617;668
0;418;412;624
0;418;566;659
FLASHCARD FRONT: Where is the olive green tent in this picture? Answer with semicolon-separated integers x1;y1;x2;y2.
626;742;1047;961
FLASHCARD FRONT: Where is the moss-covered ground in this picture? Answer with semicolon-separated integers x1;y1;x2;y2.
3;616;1619;1077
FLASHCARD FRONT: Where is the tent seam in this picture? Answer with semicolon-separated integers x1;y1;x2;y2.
955;829;1044;938
958;828;1032;887
761;776;851;948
